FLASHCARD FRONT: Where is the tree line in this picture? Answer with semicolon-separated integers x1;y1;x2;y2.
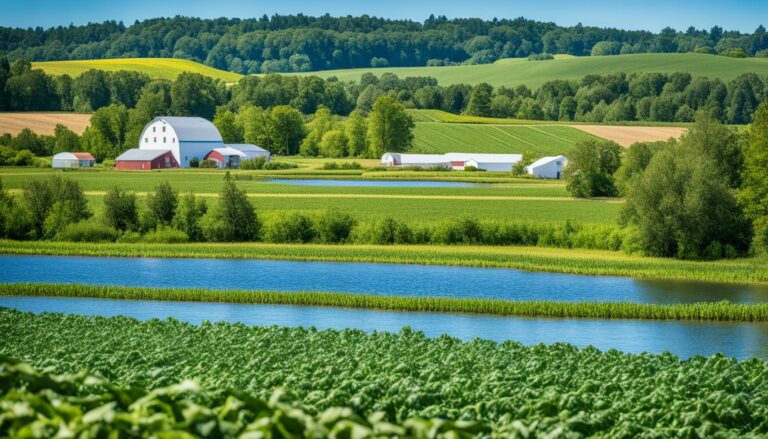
1;15;767;73
563;105;768;260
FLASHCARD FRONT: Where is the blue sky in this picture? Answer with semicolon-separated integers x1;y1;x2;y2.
5;0;766;32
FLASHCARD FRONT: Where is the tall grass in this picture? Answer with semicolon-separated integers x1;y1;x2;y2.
3;283;768;322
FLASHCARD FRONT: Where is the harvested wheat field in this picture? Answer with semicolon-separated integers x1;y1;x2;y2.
571;125;686;147
0;113;91;136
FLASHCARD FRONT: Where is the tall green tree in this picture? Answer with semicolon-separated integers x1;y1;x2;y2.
738;102;768;253
103;187;138;231
366;95;414;158
563;139;622;197
300;106;335;156
213;107;243;143
344;110;368;157
466;83;493;117
269;105;305;155
145;181;178;228
202;172;260;241
72;69;110;112
170;72;219;120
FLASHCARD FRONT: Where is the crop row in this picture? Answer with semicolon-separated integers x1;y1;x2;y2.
2;240;766;284
4;283;768;321
411;123;598;155
2;309;767;436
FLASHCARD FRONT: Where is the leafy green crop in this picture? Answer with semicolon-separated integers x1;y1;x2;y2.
2;309;768;436
0;357;486;438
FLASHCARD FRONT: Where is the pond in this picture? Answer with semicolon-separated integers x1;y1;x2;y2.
3;296;767;360
264;179;485;188
1;255;767;304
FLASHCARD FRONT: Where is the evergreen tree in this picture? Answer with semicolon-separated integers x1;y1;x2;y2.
366;95;414;158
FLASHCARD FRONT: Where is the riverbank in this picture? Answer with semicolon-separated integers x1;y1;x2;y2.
1;240;766;284
3;283;768;321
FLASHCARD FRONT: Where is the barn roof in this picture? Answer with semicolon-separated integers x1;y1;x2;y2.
151;117;223;142
116;149;171;161
72;152;95;161
527;155;566;169
226;143;268;153
52;152;78;160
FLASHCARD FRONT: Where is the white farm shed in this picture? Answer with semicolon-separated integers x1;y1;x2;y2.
139;117;223;167
381;152;522;172
52;152;95;168
204;147;248;169
227;144;271;160
381;153;452;169
527;155;568;179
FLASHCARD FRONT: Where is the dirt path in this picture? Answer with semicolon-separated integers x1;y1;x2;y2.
571;125;686;146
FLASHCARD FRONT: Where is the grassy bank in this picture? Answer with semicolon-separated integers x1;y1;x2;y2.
2;309;767;437
2;240;767;283
3;283;768;321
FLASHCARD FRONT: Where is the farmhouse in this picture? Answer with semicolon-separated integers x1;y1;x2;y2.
381;152;522;172
114;149;178;170
51;152;94;168
526;155;568;179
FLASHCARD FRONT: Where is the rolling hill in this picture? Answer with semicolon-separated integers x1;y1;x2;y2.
32;58;243;82
294;53;768;89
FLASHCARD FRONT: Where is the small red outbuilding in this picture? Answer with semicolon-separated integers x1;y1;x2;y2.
115;149;178;170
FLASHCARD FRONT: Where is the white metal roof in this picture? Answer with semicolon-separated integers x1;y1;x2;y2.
226;143;268;153
116;149;170;161
152;117;223;142
212;147;247;158
527;155;567;169
52;152;78;160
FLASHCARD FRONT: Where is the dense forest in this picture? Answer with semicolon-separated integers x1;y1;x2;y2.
1;15;767;73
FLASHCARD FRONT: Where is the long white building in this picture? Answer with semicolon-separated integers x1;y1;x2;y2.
381;152;522;172
139;117;224;168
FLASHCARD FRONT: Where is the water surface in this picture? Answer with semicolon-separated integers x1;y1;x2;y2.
3;296;766;360
1;255;766;304
265;179;483;188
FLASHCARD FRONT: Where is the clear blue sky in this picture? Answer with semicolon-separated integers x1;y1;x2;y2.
5;0;766;32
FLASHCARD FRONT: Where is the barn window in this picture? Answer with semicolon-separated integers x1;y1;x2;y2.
162;126;166;132
144;138;148;143
172;138;175;143
153;127;156;132
154;137;157;142
163;137;166;143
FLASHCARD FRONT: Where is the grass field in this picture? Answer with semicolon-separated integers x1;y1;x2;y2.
294;53;768;89
2;240;765;283
412;122;601;155
32;58;243;82
4;283;768;321
0;112;91;136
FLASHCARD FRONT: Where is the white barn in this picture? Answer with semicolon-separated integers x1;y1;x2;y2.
226;144;271;160
527;155;568;179
381;152;522;172
139;117;223;167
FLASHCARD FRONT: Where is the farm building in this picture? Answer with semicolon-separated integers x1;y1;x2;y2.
381;152;522;172
526;155;568;179
115;149;178;171
226;144;271;160
139;117;224;167
52;152;95;168
204;147;247;169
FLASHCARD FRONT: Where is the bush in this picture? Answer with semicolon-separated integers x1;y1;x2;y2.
200;173;260;242
361;217;414;244
172;193;207;242
142;226;189;243
102;187;137;231
323;161;362;170
239;156;268;170
314;209;356;243
431;219;483;244
101;159;115;169
528;53;554;61
262;161;298;170
198;159;218;168
189;157;200;168
264;212;315;243
12;150;35;166
55;220;119;243
464;165;479;172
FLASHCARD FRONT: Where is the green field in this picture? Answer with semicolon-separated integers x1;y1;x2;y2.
412;122;600;155
294;53;768;88
3;309;767;437
2;240;765;284
32;58;243;82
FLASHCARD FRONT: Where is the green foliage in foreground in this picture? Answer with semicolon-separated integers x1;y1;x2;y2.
1;239;767;284
0;358;485;438
4;283;768;322
2;309;768;437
